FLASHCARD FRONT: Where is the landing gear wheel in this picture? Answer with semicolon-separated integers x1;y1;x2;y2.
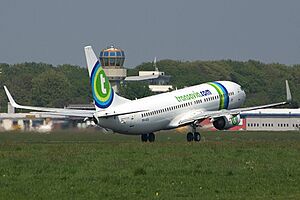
148;133;155;142
141;133;155;142
141;134;148;142
187;132;194;142
194;132;201;142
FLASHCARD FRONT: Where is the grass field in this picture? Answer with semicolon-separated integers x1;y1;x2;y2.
0;130;299;199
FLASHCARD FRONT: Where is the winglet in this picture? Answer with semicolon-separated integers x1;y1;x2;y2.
286;80;292;103
3;86;19;108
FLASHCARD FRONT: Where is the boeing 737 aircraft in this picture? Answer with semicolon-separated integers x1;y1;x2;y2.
4;46;292;142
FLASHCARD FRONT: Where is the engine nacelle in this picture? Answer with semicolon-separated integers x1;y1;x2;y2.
212;114;241;130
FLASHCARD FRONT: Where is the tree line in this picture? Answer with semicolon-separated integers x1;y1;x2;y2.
0;59;299;112
0;63;91;112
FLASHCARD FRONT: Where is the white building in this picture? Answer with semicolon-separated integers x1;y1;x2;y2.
241;109;300;131
125;68;173;93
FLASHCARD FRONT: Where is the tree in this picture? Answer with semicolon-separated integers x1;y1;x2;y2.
31;70;71;107
57;64;92;104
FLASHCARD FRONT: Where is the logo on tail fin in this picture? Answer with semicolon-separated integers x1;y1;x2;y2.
91;61;114;108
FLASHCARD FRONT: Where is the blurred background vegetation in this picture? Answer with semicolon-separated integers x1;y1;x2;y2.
0;59;299;112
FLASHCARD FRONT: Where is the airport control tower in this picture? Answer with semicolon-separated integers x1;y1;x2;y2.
99;45;127;93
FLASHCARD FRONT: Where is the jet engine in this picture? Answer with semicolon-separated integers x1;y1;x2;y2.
212;114;241;130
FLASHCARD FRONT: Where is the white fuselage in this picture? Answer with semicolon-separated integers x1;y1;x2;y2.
96;81;246;135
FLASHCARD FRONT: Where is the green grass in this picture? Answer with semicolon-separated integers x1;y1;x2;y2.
0;130;299;199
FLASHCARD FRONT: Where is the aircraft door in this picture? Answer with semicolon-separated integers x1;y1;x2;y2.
119;114;136;128
128;114;135;128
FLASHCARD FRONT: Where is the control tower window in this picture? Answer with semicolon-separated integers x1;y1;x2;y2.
99;46;125;67
104;58;109;66
109;58;115;66
116;58;121;66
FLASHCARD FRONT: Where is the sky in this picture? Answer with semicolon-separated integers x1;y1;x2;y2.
0;0;299;68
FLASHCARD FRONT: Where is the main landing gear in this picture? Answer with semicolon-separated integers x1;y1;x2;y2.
186;124;201;142
141;133;155;142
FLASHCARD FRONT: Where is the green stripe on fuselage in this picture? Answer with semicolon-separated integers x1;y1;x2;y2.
208;83;224;110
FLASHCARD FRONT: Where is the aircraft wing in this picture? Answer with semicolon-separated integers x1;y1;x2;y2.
37;109;148;118
29;111;95;118
4;86;95;118
173;80;292;127
175;101;288;126
4;86;147;118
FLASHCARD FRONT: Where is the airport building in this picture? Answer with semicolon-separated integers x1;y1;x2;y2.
241;109;300;131
0;103;89;132
198;109;300;132
125;69;173;93
99;45;172;93
99;45;127;93
125;58;173;93
0;112;70;132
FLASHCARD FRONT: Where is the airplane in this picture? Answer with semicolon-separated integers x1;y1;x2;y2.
3;46;292;142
